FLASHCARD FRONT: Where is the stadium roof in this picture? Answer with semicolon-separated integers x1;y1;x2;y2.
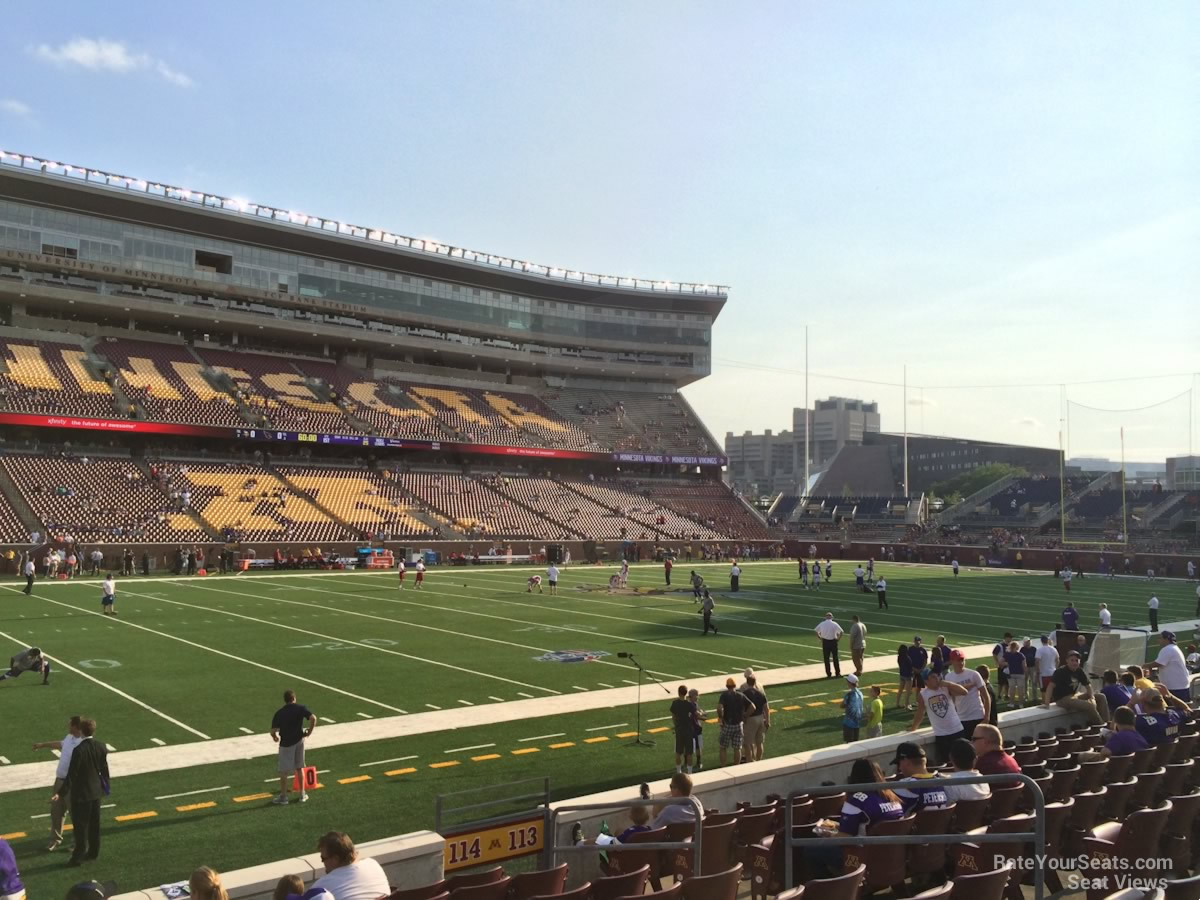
0;151;728;317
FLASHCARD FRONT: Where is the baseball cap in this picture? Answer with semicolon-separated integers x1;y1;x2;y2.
744;667;754;680
890;742;926;764
1162;631;1177;642
725;677;736;688
913;635;922;643
1067;650;1081;658
949;649;965;661
845;674;859;684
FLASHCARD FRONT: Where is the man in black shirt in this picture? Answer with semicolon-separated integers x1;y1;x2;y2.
670;685;696;773
1043;651;1108;726
271;689;316;805
741;676;770;762
717;677;749;767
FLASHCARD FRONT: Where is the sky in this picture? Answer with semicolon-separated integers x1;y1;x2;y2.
1;2;1197;461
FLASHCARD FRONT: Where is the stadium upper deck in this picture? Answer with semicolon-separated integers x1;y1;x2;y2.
0;151;725;386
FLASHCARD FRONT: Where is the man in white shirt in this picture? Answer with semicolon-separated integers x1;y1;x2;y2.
876;577;888;609
1099;604;1112;631
101;574;117;616
942;651;990;738
546;563;560;595
815;613;843;679
1149;631;1192;701
1188;560;1196;581
1035;635;1060;695
908;670;969;764
22;556;35;595
1148;595;1160;633
729;562;741;592
34;715;83;851
651;772;705;827
311;832;390;900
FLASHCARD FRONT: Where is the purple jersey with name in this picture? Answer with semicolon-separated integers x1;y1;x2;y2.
1136;710;1185;746
895;775;950;812
1062;607;1079;630
838;790;906;836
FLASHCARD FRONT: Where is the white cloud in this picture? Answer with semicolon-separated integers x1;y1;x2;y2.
32;38;192;87
0;99;32;117
1012;416;1042;429
907;395;938;408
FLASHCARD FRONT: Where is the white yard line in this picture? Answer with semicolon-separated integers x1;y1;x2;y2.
238;727;254;735
0;618;211;740
165;582;565;696
358;755;417;768
41;588;409;716
356;713;373;719
150;738;166;746
518;733;565;742
444;743;495;754
154;785;231;800
585;723;628;732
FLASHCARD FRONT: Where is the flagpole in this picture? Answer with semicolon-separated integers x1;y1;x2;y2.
803;326;810;499
903;364;908;496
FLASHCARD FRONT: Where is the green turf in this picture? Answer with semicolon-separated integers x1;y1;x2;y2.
1;560;1192;894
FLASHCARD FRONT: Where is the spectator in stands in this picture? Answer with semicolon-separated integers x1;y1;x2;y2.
650;772;703;827
1098;707;1150;757
741;675;769;762
272;875;313;900
310;832;389;900
943;651;990;738
942;738;991;802
1043;652;1109;726
1135;688;1191;746
1099;670;1132;718
807;758;904;878
891;742;950;810
971;724;1020;785
190;867;229;900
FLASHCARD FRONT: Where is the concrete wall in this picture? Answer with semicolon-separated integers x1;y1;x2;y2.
111;830;444;900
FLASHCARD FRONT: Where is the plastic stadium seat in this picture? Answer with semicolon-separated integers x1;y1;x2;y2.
590;864;649;900
678;864;741;900
1083;804;1173;900
612;883;681;900
529;884;591;900
798;864;865;900
443;867;505;895
388;882;447;900
509;863;569;900
448;875;512;900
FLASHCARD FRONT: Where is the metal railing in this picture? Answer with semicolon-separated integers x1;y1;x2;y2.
784;773;1046;898
548;796;704;872
0;150;728;298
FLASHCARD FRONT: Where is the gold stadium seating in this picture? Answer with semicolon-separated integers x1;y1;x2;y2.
273;466;433;538
0;339;121;419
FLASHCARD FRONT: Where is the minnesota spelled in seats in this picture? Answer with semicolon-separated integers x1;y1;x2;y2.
0;338;121;419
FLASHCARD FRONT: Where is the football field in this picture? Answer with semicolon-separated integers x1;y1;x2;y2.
1;559;1193;894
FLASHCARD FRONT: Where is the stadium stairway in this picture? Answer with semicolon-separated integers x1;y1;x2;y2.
934;472;1018;525
269;465;366;540
0;460;43;538
379;471;467;539
132;458;223;540
1143;489;1189;527
82;338;139;419
468;474;587;539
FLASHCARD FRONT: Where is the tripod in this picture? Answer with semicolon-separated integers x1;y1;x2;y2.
619;652;670;747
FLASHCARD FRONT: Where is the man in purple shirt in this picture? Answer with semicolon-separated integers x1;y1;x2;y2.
0;838;24;900
1098;670;1132;722
1061;603;1079;631
1103;707;1150;756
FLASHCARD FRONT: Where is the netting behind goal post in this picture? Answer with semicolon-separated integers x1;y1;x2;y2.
1062;387;1194;546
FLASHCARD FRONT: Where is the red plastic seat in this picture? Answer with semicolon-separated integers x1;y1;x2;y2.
947;864;1015;900
529;884;591;900
510;863;569;900
591;865;649;900
449;875;512;900
444;867;505;895
390;883;447;900
678;864;741;900
800;864;865;900
1083;803;1173;900
611;882;681;900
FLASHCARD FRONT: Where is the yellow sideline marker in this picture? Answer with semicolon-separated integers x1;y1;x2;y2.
234;793;273;803
385;767;417;777
177;802;217;812
583;737;609;744
616;732;639;738
549;742;575;749
116;811;157;822
512;747;540;755
472;753;501;762
338;775;371;785
647;727;669;734
430;761;460;769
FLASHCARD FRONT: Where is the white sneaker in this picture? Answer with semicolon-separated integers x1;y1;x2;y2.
299;792;309;803
272;795;289;805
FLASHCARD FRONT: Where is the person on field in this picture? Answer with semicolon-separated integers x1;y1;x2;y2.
34;715;84;851
271;690;316;805
0;646;50;685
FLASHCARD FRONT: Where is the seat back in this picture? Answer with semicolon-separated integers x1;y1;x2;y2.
1130;746;1156;775
1164;791;1200;836
1048;765;1080;802
811;793;846;819
844;815;915;891
908;805;957;875
1160;760;1193;800
949;796;989;832
1165;872;1200;899
449;876;513;900
948;863;1014;900
613;882;682;900
703;812;740;827
1104;753;1134;785
592;865;650;900
1076;759;1108;793
1152;741;1177;771
1042;799;1074;854
607;827;667;882
734;810;777;851
1129;767;1166;810
1112;803;1173;860
528;884;591;900
802;864;865;900
679;864;741;900
984;785;1023;821
789;799;816;826
1100;779;1137;822
910;884;953;898
1171;733;1197;764
445;868;505;895
390;882;448;900
510;863;569;900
